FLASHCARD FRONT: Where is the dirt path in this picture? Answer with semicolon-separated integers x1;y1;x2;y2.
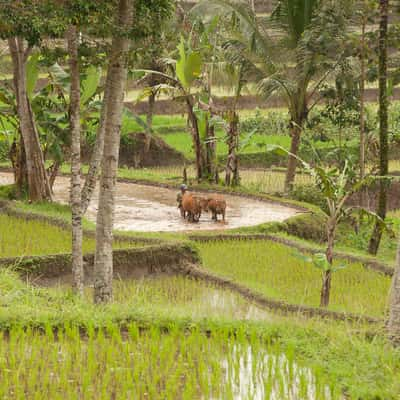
0;172;300;232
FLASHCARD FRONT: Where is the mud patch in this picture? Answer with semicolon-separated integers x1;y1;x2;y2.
0;171;300;231
49;175;300;232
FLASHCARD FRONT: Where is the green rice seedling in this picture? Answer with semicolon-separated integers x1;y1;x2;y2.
0;214;136;258
239;168;313;194
105;275;272;321
0;322;398;399
197;239;391;316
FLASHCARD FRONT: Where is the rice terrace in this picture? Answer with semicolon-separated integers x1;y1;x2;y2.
1;0;400;399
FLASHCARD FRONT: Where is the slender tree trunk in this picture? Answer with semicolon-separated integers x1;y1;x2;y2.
186;95;205;182
136;90;155;167
67;25;84;296
368;0;389;255
359;14;367;208
81;72;110;214
94;0;132;304
388;236;400;345
145;90;155;150
9;134;28;196
249;0;255;12
320;218;335;307
48;160;61;192
205;119;216;180
284;123;302;192
225;111;240;186
8;37;52;202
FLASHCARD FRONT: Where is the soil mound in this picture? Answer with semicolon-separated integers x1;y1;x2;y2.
119;132;188;168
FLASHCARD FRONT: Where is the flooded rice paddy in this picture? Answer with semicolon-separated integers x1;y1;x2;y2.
110;275;270;321
0;326;338;400
0;172;300;231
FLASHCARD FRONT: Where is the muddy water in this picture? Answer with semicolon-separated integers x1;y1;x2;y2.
0;172;301;232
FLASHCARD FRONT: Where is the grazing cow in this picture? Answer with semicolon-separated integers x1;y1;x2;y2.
202;196;226;222
182;192;203;222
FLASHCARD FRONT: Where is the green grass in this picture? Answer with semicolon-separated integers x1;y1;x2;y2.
0;214;134;258
197;239;391;317
13;200;96;230
121;112;187;134
158;130;292;159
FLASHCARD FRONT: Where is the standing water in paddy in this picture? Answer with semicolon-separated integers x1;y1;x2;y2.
0;172;300;232
51;176;300;231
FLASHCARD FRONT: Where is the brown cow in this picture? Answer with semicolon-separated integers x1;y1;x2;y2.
202;196;226;222
181;192;203;222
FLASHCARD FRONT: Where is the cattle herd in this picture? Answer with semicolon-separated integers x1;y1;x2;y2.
179;191;227;223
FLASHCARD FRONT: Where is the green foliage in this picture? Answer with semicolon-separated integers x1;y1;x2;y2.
26;52;40;99
289;183;328;213
176;37;202;89
0;184;26;200
80;65;101;106
240;109;289;136
295;251;347;273
0;1;63;45
284;212;328;242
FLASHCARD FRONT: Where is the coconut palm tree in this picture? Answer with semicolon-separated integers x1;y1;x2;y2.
192;0;349;190
368;0;390;255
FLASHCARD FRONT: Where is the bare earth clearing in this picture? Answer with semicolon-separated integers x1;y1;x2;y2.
0;172;300;231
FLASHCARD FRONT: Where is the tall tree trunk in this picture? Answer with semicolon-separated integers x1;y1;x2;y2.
205;119;216;180
81;77;110;214
48;160;61;192
145;90;155;150
368;0;389;255
225;111;240;186
137;90;155;167
9;134;28;197
359;13;367;208
67;24;84;296
94;0;132;304
388;236;400;345
8;37;52;202
284;123;302;192
185;95;205;182
249;0;255;12
320;218;335;307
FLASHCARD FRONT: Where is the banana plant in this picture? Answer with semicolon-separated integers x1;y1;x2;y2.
0;55;105;188
294;251;347;306
136;35;211;181
269;144;392;307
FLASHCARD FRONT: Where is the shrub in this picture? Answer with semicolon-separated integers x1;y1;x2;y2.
0;141;10;162
289;184;327;213
240;109;289;136
283;212;327;243
0;184;20;200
